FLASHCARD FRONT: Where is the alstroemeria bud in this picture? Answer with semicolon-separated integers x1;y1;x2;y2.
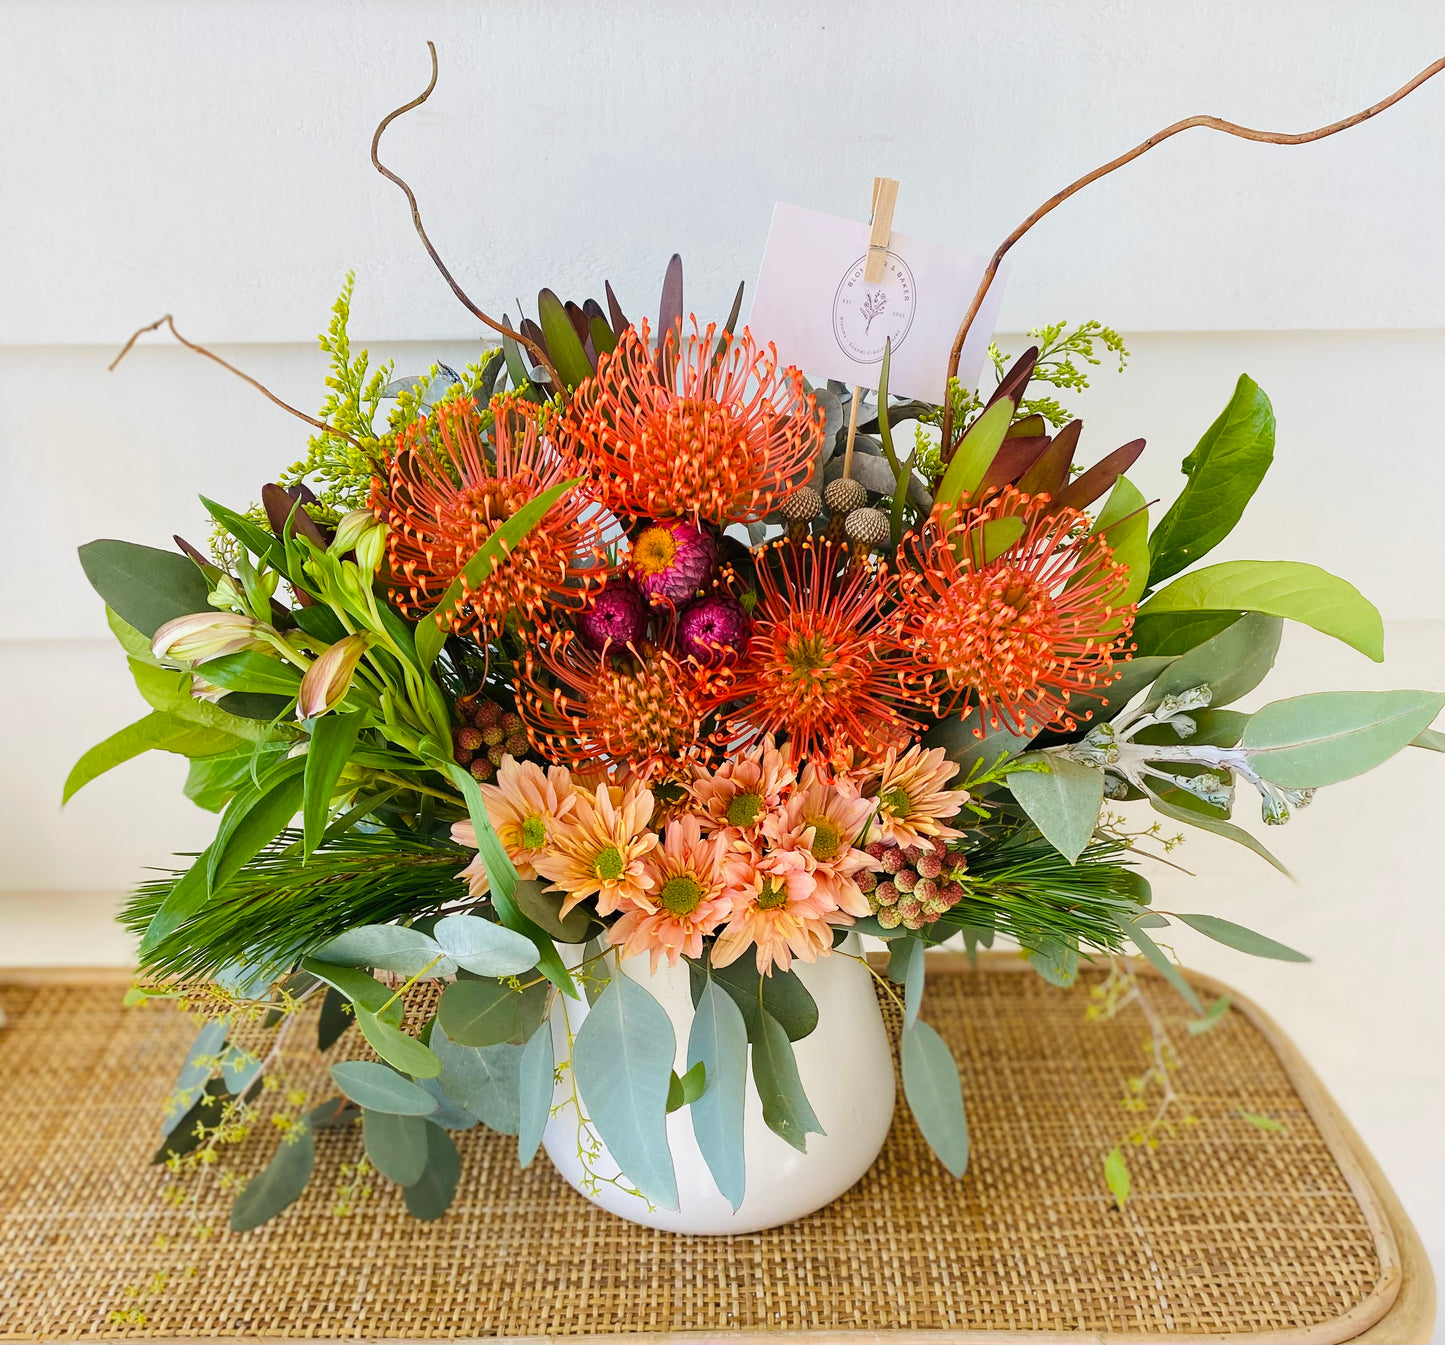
296;633;370;719
355;519;388;578
330;510;378;555
152;611;268;664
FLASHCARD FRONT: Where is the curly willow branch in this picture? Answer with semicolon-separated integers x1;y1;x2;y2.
372;41;562;392
108;314;364;449
939;54;1445;454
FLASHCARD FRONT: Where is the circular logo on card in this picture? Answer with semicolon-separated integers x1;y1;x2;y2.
832;252;916;365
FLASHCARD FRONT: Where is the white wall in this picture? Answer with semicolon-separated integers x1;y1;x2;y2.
2;0;1444;1327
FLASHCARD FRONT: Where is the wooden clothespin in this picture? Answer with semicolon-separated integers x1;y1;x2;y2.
842;177;899;481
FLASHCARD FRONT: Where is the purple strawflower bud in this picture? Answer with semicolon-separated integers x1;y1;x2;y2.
576;582;648;653
677;595;749;667
629;520;718;606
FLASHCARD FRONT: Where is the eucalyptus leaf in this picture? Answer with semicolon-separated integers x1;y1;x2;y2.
78;539;212;638
924;708;1033;773
329;1061;439;1115
686;975;748;1211
901;1020;969;1178
1029;657;1177;748
572;974;678;1209
1028;938;1079;987
433;914;539;976
1187;995;1233;1035
751;1010;824;1153
1412;728;1445;753
1006;754;1104;864
220;1044;262;1095
438;977;519;1047
300;959;404;1026
1116;913;1203;1013
417;1077;480;1130
689;956;818;1043
431;1021;523;1135
517;1020;554;1168
313;924;447;977
902;937;926;1030
513;878;595;942
229;1122;315;1232
353;1007;442;1079
317;986;352;1051
164;1017;230;1132
1145;792;1290;877
363;1108;430;1185
403;1123;461;1221
1146;612;1282;710
1176;913;1308;962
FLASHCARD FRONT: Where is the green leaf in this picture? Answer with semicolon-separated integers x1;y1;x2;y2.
1146;612;1282;710
901;1020;969;1177
1238;1109;1287;1134
1092;475;1150;604
184;741;287;812
1028;937;1079;987
1131;610;1243;658
1242;690;1445;788
221;1043;262;1095
1006;754;1104;864
902;936;925;1029
403;1122;461;1221
924;708;1034;774
300;959;404;1026
199;495;290;576
139;852;211;955
1028;657;1178;748
572;974;678;1209
1187;995;1233;1035
1412;728;1445;753
363;1108;430;1185
686;975;748;1211
329;1061;439;1114
935;398;1012;510
317;986;352;1051
1148;374;1275;585
207;766;305;894
312;923;444;977
512;878;595;943
127;658;277;744
1175;913;1308;962
438;977;519;1047
78;539;212;638
665;1062;706;1112
1138;561;1384;662
536;288;595;390
107;606;163;663
230;1122;315;1231
517;1020;554;1169
433;914;539;977
353;1007;443;1078
690;957;818;1043
1104;1146;1131;1209
153;1081;229;1162
1146;790;1290;876
1116;913;1203;1013
199;650;304;698
414;479;578;670
63;712;242;802
751;1009;824;1153
1133;709;1250;749
164;1017;230;1130
301;712;362;857
430;1021;523;1135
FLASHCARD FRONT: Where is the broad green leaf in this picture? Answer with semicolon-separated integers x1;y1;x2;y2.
1187;995;1233;1035
572;974;678;1208
1148;374;1275;584
206;769;305;895
1092;475;1150;604
935;398;1012;511
536;288;595;390
433;914;540;977
1242;690;1445;788
300;959;404;1026
127;658;277;744
415;479;578;671
1147;787;1293;875
200;650;304;698
438;977;519;1047
1006;754;1104;863
140;852;211;955
1239;1109;1287;1134
1131;610;1243;658
329;1061;439;1114
431;1021;523;1135
517;1020;554;1168
687;976;748;1211
417;1077;479;1130
1104;1146;1131;1209
353;1008;443;1079
689;957;818;1043
512;979;551;1045
63;712;241;802
363;1108;430;1185
302;711;362;857
1116;913;1203;1013
1028;937;1079;987
902;936;926;1029
1138;561;1384;662
184;742;288;812
901;1020;969;1177
1146;612;1282;710
199;495;290;577
229;1122;315;1231
312;924;444;976
403;1122;462;1221
666;1063;706;1112
78;539;212;638
107;606;162;663
513;878;595;943
1133;709;1250;749
752;1010;824;1153
924;708;1034;773
1176;913;1308;962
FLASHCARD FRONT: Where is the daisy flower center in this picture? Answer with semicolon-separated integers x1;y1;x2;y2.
805;816;841;861
658;874;704;916
882;786;912;816
632;525;679;576
594;845;625;882
520;815;547;850
726;791;764;828
755;877;789;911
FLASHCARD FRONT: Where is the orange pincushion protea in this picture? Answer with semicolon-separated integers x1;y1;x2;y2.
372;395;616;642
709;540;921;771
894;490;1136;736
564;319;823;524
520;627;721;781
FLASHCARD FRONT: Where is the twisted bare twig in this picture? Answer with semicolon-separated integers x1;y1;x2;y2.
371;41;562;391
939;54;1445;454
108;313;365;449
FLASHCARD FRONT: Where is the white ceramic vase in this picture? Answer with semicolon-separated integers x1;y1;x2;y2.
540;933;896;1234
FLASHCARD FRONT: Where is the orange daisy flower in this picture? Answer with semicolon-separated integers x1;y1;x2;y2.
532;778;659;918
372;394;616;642
866;744;967;851
607;815;732;970
563;319;823;525
687;737;795;846
763;765;878;917
713;850;835;975
894;490;1136;736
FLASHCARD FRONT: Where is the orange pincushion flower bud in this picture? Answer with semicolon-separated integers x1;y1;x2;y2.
296;633;369;719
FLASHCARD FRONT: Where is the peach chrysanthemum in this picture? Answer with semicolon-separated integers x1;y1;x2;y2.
894;489;1135;735
687;737;795;846
713;850;835;975
868;744;967;851
564;319;823;525
608;816;732;971
372;394;617;643
533;779;659;918
763;766;877;917
450;757;577;896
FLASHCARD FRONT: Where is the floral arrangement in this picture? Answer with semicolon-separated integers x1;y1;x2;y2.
69;51;1445;1236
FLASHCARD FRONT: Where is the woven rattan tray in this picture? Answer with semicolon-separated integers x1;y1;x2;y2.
0;955;1432;1343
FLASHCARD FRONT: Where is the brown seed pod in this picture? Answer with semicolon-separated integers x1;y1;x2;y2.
823;476;868;516
844;507;891;548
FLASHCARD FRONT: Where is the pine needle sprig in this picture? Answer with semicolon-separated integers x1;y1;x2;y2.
124;830;470;983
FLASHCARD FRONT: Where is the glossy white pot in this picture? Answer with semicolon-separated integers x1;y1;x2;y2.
540;934;895;1234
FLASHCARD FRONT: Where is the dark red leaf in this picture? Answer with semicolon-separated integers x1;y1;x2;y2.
978;435;1050;492
261;483;327;549
1054;438;1147;513
1017;419;1082;498
605;280;629;337
656;253;684;377
985;346;1039;412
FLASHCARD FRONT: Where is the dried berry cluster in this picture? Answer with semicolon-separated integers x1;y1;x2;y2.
859;836;968;931
451;697;530;781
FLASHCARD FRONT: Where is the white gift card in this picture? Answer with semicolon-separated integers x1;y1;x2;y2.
747;203;1007;404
